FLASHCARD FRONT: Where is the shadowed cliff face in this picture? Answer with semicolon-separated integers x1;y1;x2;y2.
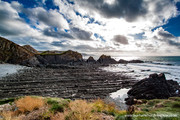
0;37;35;64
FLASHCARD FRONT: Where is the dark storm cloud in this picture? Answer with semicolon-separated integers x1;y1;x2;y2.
77;0;147;22
43;28;74;39
71;27;93;40
113;35;129;45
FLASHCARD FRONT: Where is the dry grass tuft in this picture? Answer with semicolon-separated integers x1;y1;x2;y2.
15;96;45;113
68;100;94;120
50;111;69;120
0;111;22;120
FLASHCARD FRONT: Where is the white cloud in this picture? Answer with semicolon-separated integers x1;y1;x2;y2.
0;0;179;56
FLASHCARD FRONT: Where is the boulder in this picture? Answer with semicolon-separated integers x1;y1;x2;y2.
125;73;180;105
97;54;117;64
86;56;96;63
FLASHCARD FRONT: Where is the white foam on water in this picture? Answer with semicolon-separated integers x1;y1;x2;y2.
0;64;27;78
110;88;130;103
101;62;180;84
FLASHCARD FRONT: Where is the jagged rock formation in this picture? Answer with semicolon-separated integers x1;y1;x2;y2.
38;50;83;64
22;45;39;54
125;73;180;105
0;37;34;64
87;56;96;63
97;55;117;64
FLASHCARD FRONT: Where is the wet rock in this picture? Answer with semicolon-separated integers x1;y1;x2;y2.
118;59;128;64
97;55;117;64
119;59;144;64
125;73;180;105
128;60;144;63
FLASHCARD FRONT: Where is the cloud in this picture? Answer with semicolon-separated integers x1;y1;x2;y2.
71;27;93;40
158;30;175;39
152;27;180;49
113;35;129;45
43;28;74;39
76;0;147;22
0;1;34;36
23;7;69;30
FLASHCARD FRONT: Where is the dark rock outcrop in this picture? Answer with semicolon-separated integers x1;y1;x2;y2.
118;59;128;64
128;60;144;63
38;50;83;64
125;73;180;105
118;59;144;64
87;56;96;63
97;55;117;64
0;36;35;64
22;45;39;54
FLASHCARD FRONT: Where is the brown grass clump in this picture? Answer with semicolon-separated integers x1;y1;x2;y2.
15;96;45;113
68;100;94;120
0;111;22;120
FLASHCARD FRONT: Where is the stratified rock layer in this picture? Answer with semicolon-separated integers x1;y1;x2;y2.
0;66;136;99
39;50;83;64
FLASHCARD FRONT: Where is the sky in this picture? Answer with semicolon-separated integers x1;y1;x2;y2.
0;0;180;57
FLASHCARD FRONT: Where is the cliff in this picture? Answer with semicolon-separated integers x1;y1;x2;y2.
38;50;83;64
0;37;35;64
22;45;39;54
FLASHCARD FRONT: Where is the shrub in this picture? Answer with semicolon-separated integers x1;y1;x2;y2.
15;96;45;113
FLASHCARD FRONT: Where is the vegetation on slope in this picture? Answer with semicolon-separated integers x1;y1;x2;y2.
0;96;179;120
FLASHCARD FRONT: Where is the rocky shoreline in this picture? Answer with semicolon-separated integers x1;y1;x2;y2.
0;65;137;100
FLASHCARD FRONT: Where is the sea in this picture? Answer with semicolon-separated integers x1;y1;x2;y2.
105;56;180;104
102;56;180;84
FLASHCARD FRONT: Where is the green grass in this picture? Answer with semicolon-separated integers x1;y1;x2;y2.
46;98;70;113
0;98;16;105
132;97;180;120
